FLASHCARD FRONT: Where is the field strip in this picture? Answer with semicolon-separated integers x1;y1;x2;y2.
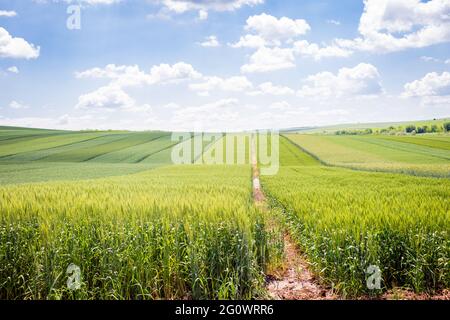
0;134;114;161
85;133;169;162
282;134;449;178
133;135;181;163
351;136;450;161
250;134;333;300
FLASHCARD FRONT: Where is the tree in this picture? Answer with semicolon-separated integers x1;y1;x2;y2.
405;125;416;133
431;125;438;133
417;126;426;134
443;122;450;132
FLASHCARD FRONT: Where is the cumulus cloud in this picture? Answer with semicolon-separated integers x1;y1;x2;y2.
189;76;253;95
241;46;295;73
0;27;40;59
76;85;136;110
402;71;450;104
76;62;202;87
75;62;203;112
149;62;202;84
76;64;149;87
231;13;350;71
229;34;267;48
243;13;310;45
199;35;220;47
335;0;450;53
298;63;383;98
230;13;311;49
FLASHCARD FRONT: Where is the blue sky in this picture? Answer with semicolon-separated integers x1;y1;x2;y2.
0;0;449;131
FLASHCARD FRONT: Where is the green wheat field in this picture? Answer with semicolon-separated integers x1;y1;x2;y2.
0;125;448;299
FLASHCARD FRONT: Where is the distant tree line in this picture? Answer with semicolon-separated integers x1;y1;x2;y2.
334;121;450;136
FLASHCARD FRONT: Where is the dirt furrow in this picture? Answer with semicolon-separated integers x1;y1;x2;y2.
251;134;335;300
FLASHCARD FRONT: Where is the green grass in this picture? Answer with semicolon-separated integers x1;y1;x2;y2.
261;136;450;296
285;134;450;177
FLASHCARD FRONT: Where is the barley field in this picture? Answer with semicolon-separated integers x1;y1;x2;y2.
286;134;450;178
0;126;448;299
261;136;450;296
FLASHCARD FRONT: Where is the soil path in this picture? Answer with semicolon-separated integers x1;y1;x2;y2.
250;134;335;300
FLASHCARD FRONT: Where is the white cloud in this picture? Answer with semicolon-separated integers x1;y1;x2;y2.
8;100;29;109
7;66;19;73
229;34;267;48
244;13;310;45
189;76;253;95
76;85;136;110
0;27;40;59
0;10;17;17
241;46;295;73
298;63;383;98
155;0;263;20
445;59;450;65
75;64;149;87
293;40;352;60
249;82;295;96
76;62;201;86
402;71;450;105
148;62;202;84
335;0;450;53
199;35;220;47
